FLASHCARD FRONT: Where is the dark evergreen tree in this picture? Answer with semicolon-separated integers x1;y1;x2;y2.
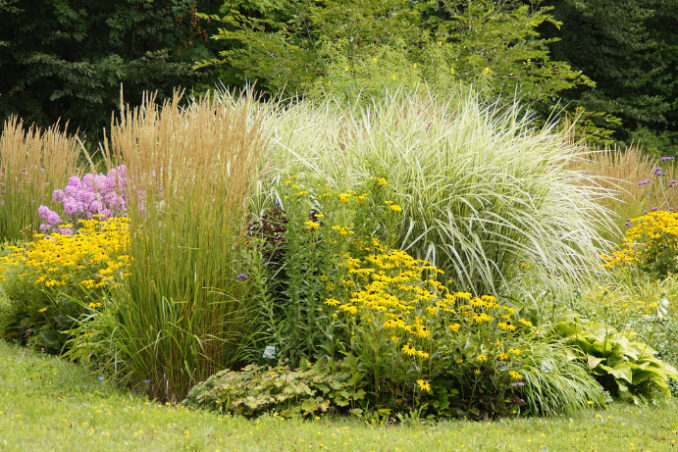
0;0;219;142
544;0;678;154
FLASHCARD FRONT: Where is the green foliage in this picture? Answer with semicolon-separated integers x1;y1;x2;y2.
0;0;219;143
0;279;77;353
0;218;129;353
645;317;678;396
549;314;678;402
238;177;399;366
183;359;366;417
545;0;678;154
202;0;591;110
238;185;343;366
517;341;607;416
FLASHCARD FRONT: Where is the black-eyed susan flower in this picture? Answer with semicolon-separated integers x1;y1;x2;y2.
416;379;431;392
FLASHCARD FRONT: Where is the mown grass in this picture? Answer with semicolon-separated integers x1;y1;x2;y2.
1;340;677;451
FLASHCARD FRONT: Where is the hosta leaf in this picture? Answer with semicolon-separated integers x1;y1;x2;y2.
587;355;605;369
609;364;633;384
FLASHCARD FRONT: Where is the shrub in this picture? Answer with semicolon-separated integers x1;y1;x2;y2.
0;217;130;352
266;91;615;295
548;314;678;402
203;0;590;109
183;359;366;418
98;92;266;401
0;116;82;241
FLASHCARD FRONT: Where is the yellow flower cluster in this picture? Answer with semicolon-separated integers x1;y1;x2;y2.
304;220;320;231
333;189;368;205
600;240;636;268
327;240;530;389
602;210;678;269
0;217;131;291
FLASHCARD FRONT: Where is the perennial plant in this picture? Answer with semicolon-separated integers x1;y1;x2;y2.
0;217;130;352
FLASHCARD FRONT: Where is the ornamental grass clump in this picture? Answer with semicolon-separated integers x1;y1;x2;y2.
102;92;266;401
0;116;82;241
265;90;615;295
574;146;678;239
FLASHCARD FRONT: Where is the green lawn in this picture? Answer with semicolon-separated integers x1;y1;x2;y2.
1;340;677;452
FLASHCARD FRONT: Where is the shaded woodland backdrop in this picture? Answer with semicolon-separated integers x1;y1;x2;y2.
1;0;676;153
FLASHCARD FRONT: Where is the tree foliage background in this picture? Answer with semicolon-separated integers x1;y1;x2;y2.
0;0;219;142
544;0;678;154
0;0;676;154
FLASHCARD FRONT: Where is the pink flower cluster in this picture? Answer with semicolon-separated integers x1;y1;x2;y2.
38;165;126;234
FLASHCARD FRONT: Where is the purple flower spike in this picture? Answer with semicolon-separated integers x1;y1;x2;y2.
143;379;151;385
651;207;659;211
638;179;651;185
236;273;249;280
661;156;675;161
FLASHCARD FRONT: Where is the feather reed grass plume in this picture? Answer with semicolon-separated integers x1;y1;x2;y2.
0;117;81;241
103;91;266;400
574;145;678;237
